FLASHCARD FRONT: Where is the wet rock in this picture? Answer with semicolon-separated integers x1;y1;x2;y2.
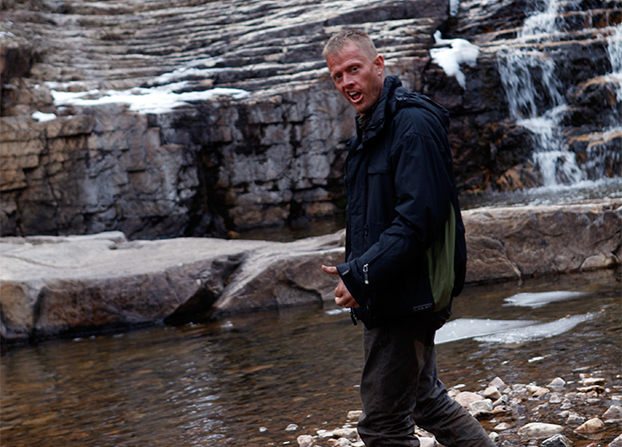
609;434;622;447
484;386;501;400
454;391;485;408
495;422;512;431
332;428;358;441
489;377;509;392
541;434;573;447
547;378;567;391
462;201;622;283
517;422;564;439
347;411;362;421
575;418;605;434
468;399;494;419
565;413;585;426
297;434;315;447
0;230;344;342
602;405;622;422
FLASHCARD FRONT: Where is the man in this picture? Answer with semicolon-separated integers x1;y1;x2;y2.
321;29;495;447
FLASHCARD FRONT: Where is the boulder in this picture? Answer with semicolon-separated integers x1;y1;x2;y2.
0;230;344;343
463;200;622;283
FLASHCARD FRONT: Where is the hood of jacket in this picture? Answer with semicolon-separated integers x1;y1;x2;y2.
359;75;449;147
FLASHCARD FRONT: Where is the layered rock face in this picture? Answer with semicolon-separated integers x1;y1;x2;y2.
1;0;621;238
1;0;444;238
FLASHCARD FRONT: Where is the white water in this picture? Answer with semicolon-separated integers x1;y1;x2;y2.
497;0;585;188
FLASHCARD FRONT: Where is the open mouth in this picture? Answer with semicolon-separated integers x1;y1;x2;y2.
348;91;362;102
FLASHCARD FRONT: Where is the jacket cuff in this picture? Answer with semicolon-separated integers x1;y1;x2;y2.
336;261;369;306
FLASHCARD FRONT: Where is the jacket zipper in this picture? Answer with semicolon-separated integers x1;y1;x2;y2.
363;263;370;285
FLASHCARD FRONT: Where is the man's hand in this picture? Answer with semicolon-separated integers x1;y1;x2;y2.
321;265;360;308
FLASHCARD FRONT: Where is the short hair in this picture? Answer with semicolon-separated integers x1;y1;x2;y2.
322;29;378;62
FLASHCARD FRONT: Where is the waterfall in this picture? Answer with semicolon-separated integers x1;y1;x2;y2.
497;0;584;187
607;24;622;103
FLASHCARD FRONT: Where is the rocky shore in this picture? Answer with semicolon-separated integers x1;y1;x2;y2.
292;374;622;447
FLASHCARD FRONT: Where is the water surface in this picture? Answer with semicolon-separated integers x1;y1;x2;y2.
1;269;620;446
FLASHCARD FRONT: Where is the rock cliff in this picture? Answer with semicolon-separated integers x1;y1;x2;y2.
2;0;620;238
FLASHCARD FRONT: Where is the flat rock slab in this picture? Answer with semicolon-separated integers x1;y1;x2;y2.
1;200;620;343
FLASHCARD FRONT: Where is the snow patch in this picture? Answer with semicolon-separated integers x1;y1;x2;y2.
429;30;479;89
49;82;250;114
32;111;57;122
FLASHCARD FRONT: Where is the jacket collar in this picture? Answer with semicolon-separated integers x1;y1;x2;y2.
356;75;402;147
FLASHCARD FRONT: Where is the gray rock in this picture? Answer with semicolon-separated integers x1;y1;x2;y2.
0;230;344;342
517;422;564;439
603;405;622;422
610;434;622;447
541;434;572;447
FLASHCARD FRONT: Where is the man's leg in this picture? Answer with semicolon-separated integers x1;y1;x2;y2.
357;324;429;447
412;342;496;447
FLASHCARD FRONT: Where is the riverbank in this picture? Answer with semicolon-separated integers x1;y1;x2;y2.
293;371;622;447
1;200;620;346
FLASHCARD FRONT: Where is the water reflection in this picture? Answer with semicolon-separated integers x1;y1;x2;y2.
1;269;620;446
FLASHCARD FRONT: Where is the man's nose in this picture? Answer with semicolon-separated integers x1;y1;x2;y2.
343;73;354;86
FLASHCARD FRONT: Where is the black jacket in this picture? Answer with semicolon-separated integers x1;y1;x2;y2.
336;76;466;329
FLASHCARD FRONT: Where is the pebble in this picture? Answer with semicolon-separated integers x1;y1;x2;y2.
609;434;622;447
603;404;622;421
297;434;315;447
541;434;572;447
454;391;484;408
575;417;605;434
517;422;564;439
484;386;501;400
566;412;585;425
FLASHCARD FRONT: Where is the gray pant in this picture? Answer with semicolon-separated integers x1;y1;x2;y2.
357;322;495;447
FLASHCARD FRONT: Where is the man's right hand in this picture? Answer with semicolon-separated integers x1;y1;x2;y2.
321;265;360;308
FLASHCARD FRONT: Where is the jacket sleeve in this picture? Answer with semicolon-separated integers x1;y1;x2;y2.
337;123;454;306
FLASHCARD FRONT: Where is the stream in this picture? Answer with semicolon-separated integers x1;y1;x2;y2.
1;267;620;446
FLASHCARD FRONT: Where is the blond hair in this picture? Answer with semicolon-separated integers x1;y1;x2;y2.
323;29;378;62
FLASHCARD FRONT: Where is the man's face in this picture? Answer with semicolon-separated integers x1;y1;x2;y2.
326;41;385;116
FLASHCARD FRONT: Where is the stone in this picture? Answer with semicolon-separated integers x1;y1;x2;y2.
566;413;585;426
331;428;358;441
547;378;566;390
484;386;501;400
609;434;622;447
347;411;362;421
541;434;573;447
489;377;508;391
297;435;315;447
603;405;622;421
454;391;484;409
517;422;564;439
0;230;344;343
468;399;494;419
575;418;605;434
417;437;437;447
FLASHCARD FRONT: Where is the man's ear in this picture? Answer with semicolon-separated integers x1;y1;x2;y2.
374;55;385;76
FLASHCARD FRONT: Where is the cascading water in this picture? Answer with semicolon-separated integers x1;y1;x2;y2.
497;0;585;187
